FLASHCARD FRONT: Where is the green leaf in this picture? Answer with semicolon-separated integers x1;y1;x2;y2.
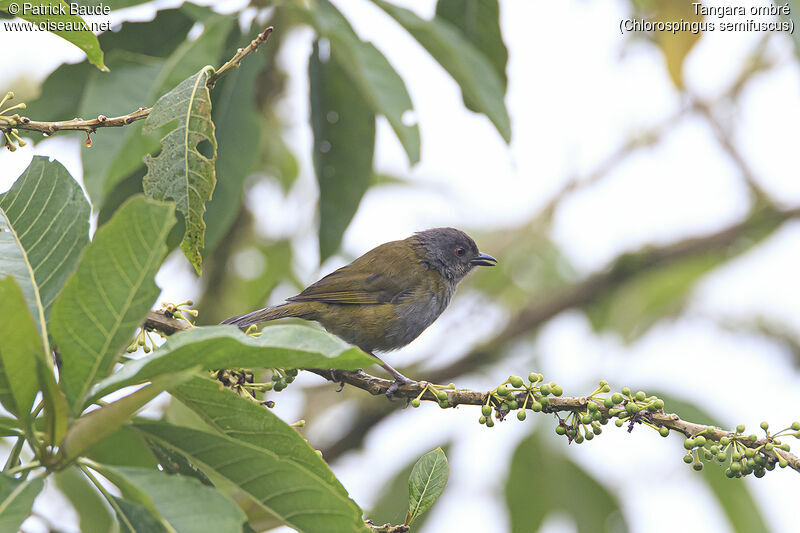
300;0;420;164
0;0;106;71
61;370;194;463
585;253;723;341
142;67;217;274
112;496;169;533
373;0;511;142
88;325;376;403
50;195;176;413
204;28;265;253
137;377;369;533
654;393;769;533
85;426;159;469
310;39;376;261
406;447;448;525
0;278;40;424
54;466;116;533
0;156;90;344
0;473;44;532
645;0;702;88
102;466;246;533
435;0;507;93
505;429;627;533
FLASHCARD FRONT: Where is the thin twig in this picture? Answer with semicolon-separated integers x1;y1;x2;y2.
2;26;274;137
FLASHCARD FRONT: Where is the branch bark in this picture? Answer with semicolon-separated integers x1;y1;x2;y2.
141;310;800;474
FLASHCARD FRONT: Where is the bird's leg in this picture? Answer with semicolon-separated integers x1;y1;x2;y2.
368;352;416;398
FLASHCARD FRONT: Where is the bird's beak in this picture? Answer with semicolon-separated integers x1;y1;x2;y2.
470;252;497;267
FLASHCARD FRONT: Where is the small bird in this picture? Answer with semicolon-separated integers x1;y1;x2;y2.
222;227;496;395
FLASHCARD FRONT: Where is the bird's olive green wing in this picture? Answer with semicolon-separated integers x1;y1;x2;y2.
287;241;415;305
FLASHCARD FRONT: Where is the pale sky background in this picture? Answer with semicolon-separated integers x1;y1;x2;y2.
2;0;800;532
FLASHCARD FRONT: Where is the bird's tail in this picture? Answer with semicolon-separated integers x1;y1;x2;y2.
220;303;304;329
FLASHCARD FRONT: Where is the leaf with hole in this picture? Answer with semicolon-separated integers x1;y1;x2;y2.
142;67;217;274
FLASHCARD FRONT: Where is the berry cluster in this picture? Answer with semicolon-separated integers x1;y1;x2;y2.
409;382;457;409
215;367;298;407
478;373;563;428
682;421;799;478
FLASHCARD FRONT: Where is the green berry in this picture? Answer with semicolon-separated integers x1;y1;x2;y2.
496;385;509;396
604;398;615;409
593;426;603;435
744;448;755;458
791;421;800;431
765;442;773;451
615;419;624;427
730;461;742;473
528;373;538;382
555;425;566;436
754;468;766;478
625;403;639;414
659;427;669;437
760;421;769;431
588;402;599;412
581;415;592;425
531;402;543;412
517;411;527;421
507;400;518;410
264;382;273;391
725;468;735;478
486;418;495;428
693;462;703;471
436;390;448;401
584;431;594;441
411;398;421;408
683;454;693;464
539;397;550;407
539;384;551;396
592;411;602;421
695;436;706;446
736;424;745;433
567;428;577;437
621;387;631;396
720;437;731;445
683;439;696;450
716;452;726;462
439;400;448;408
509;376;524;388
611;393;624;404
574;434;584;444
273;382;286;392
748;434;757;442
732;451;742;461
552;386;563;396
635;391;646;401
652;399;664;409
482;404;492;416
478;416;486;424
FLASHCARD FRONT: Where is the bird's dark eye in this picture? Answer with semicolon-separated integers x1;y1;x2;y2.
455;247;465;257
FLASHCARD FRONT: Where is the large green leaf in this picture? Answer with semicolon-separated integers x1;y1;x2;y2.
0;473;43;532
102;466;246;533
137;377;369;533
373;0;511;142
0;0;106;71
0;156;90;343
435;0;507;94
300;0;420;164
54;467;116;533
50;195;176;413
142;67;217;274
0;278;41;425
204;26;265;253
407;447;448;525
309;39;376;261
505;429;628;533
654;392;769;533
85;426;159;469
88;325;376;403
